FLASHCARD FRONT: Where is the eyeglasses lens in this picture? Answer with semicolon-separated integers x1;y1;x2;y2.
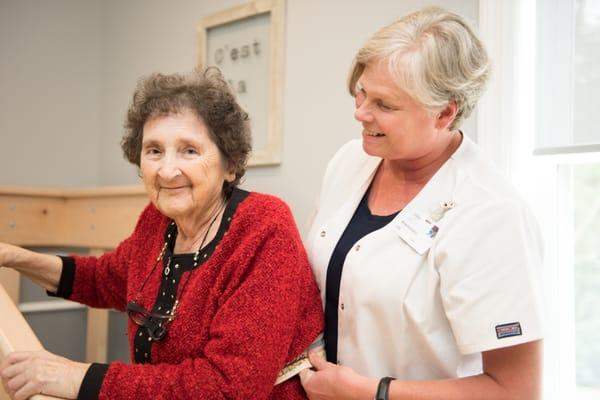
126;301;171;341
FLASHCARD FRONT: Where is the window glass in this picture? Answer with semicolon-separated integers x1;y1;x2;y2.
573;1;600;145
535;0;600;152
574;163;600;398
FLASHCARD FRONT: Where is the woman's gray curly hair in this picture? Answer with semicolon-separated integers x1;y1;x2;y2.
121;67;252;194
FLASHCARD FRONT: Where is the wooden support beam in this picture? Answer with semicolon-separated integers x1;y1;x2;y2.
86;307;109;364
85;248;109;364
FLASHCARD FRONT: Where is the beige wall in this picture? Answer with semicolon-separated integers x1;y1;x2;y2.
1;0;478;226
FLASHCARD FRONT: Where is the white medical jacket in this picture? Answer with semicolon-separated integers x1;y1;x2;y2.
306;137;543;379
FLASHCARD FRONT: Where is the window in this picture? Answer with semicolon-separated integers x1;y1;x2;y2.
536;1;600;398
574;163;600;397
478;0;600;398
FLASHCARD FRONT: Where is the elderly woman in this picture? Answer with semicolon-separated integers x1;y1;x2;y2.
0;68;323;399
300;7;543;400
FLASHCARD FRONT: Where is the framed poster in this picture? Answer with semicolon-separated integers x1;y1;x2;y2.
197;0;285;166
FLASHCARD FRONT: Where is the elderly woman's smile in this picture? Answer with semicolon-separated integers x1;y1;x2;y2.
159;185;192;199
140;108;234;221
159;184;192;193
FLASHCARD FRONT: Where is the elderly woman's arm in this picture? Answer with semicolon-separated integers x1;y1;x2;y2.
301;340;542;400
0;243;62;292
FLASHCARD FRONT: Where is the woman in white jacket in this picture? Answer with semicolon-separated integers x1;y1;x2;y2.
301;6;543;400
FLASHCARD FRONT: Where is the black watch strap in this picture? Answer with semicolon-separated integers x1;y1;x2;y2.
375;376;395;400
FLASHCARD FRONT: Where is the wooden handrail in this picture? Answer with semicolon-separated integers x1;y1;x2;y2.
0;185;148;248
0;283;62;400
0;185;146;198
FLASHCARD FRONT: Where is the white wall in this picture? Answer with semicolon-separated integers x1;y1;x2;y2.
1;0;478;225
0;0;102;187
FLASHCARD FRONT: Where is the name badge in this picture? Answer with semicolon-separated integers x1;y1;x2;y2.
395;211;439;255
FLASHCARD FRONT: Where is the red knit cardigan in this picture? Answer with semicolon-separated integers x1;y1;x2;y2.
68;191;323;399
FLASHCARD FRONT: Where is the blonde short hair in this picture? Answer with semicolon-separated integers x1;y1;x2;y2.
348;6;490;129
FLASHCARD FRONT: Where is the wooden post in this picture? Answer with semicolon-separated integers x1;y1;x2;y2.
85;248;109;364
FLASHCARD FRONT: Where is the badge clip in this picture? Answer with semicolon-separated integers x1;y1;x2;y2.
430;200;456;222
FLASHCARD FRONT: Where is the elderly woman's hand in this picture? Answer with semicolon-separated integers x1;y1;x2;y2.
299;352;378;400
0;350;90;400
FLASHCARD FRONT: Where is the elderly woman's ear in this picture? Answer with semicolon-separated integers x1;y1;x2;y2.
225;165;236;184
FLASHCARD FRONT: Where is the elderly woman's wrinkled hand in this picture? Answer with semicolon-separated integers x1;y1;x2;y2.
0;350;90;400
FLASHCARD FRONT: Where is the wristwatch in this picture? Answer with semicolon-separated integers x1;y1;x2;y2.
375;376;395;400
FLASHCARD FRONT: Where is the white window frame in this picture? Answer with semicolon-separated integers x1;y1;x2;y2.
478;1;600;399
